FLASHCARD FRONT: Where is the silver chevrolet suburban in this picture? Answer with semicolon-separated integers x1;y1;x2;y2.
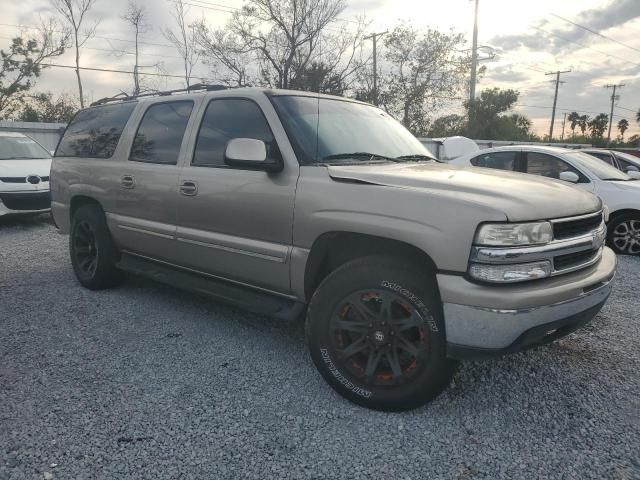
50;86;617;411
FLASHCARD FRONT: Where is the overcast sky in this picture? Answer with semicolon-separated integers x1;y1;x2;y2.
2;0;639;138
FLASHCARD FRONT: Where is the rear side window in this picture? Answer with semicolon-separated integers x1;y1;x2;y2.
587;151;615;165
55;102;136;158
470;151;518;170
130;101;193;165
192;99;277;167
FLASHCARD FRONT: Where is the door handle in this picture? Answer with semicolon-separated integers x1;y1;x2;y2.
180;180;198;196
121;175;135;189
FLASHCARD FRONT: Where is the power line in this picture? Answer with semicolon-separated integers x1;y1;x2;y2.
531;25;640;68
551;13;640;54
38;62;199;80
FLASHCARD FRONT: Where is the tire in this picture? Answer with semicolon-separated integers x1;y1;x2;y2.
306;255;456;411
70;204;124;290
607;213;640;256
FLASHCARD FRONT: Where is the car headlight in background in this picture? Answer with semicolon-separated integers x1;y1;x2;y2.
469;260;552;283
474;222;553;246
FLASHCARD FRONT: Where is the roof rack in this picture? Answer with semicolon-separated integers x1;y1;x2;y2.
90;83;229;106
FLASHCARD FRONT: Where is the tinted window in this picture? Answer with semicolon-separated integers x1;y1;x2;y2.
130;101;193;165
470;151;518;170
192;99;277;167
525;152;586;182
586;151;615;165
613;152;640;172
0;135;50;159
55;102;136;158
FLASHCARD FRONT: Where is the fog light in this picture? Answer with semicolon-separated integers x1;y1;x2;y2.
469;260;552;283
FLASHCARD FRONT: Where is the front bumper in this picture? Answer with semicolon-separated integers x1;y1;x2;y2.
0;190;51;216
440;247;617;359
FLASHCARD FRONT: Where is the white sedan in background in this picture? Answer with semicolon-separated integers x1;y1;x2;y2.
0;132;52;217
450;145;640;256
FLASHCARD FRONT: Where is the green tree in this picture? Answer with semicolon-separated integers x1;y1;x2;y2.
17;92;78;123
289;61;345;95
618;118;629;142
462;88;534;140
426;114;466;137
567;111;580;138
578;115;589;136
588;113;608;138
0;23;69;119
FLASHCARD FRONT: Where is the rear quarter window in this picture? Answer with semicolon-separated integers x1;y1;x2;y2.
55;102;136;158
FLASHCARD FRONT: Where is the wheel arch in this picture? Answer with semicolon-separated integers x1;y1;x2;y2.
608;208;640;222
70;195;104;220
303;231;440;302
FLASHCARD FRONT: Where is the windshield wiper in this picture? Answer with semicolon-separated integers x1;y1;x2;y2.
322;152;401;162
395;154;437;162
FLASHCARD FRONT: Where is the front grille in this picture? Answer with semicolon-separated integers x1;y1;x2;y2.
0;176;49;183
0;192;51;211
553;211;603;240
0;177;26;183
554;249;599;271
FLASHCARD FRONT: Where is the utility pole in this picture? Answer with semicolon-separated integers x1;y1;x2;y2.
545;69;571;140
561;112;567;141
605;83;624;146
469;0;479;103
364;31;388;106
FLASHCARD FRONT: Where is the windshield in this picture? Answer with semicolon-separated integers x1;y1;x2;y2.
0;135;50;160
270;95;434;164
565;151;632;181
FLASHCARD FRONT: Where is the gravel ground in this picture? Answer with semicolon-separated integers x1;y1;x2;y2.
1;215;639;480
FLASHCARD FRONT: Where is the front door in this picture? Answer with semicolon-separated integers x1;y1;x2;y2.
174;97;298;294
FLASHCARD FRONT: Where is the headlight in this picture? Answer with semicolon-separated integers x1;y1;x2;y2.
474;222;553;246
469;260;552;283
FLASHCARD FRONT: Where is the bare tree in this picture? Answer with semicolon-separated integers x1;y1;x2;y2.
162;0;199;88
121;1;150;95
378;23;470;135
51;0;100;108
194;21;250;87
0;18;70;118
229;0;346;89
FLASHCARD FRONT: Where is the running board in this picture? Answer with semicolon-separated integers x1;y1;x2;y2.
116;253;306;322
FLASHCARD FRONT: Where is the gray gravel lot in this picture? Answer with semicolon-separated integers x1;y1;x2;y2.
1;215;639;480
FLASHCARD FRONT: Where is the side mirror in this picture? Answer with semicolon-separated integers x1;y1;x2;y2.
224;138;281;172
627;170;640;180
625;165;639;173
559;171;580;183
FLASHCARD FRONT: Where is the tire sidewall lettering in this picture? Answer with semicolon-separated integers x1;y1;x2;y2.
380;280;439;332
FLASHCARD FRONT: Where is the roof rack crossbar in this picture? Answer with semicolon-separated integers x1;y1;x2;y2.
90;83;229;106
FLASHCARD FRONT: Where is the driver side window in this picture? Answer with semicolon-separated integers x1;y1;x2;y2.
524;152;586;182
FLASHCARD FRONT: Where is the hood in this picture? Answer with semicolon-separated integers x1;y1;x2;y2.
0;158;51;178
327;162;602;222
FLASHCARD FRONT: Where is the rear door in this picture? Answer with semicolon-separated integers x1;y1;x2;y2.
108;99;198;263
470;150;521;171
173;96;298;294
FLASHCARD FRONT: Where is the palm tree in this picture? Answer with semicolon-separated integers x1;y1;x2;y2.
636;108;640;125
618;119;629;142
578;115;589;137
568;111;580;138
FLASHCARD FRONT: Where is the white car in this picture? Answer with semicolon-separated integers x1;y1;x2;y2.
450;145;640;255
0;132;52;217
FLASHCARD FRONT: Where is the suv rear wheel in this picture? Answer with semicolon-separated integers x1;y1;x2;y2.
306;256;456;411
70;204;124;289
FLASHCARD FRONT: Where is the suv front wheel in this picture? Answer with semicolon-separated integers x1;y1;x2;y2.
306;256;456;411
70;204;124;290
